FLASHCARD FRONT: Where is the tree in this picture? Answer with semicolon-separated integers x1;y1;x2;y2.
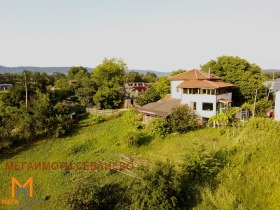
142;72;157;83
168;105;197;133
136;86;161;106
67;66;89;80
92;58;126;87
125;71;143;82
75;77;96;106
153;76;170;98
93;85;123;109
201;56;266;105
170;69;186;76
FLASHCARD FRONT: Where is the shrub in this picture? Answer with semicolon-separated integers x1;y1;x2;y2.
208;107;238;127
168;105;197;133
91;114;106;124
247;117;280;134
66;177;127;210
146;118;170;138
130;162;180;209
122;108;143;129
123;131;152;147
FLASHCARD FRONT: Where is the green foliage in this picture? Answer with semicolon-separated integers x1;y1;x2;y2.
255;97;273;116
241;102;253;111
146;118;170;138
196;122;280;210
201;56;266;105
66;176;126;210
136;86;161;106
125;71;143;82
91;58;126;86
170;69;185;76
142;71;157;83
168;105;197;133
93;85;123;109
123;131;152;147
91;114;106;124
152;76;170;98
122;109;143;129
67;66;89;80
131;162;180;209
208;107;238;126
263;71;280;80
247;117;280;134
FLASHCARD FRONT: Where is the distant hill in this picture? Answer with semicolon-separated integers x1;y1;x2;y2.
262;69;280;73
0;65;170;77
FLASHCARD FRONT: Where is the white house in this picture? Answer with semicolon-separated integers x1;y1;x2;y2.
138;69;235;122
272;78;280;120
168;69;234;120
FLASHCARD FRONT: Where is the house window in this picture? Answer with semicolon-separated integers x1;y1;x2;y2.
202;103;213;111
193;88;199;94
190;101;196;111
202;89;207;94
176;87;179;93
183;88;188;94
211;89;216;95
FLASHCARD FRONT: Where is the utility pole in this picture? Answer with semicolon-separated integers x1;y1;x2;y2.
252;89;258;117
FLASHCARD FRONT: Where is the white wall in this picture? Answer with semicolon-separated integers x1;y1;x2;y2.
170;81;183;99
275;91;280;120
217;92;232;100
181;94;217;118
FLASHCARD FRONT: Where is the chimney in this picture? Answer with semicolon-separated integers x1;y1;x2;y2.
208;68;211;79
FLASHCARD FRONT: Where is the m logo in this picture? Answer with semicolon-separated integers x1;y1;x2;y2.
11;177;33;198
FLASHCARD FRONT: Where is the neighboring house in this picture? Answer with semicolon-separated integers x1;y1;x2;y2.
122;82;150;108
138;69;235;123
272;78;280;120
0;84;13;91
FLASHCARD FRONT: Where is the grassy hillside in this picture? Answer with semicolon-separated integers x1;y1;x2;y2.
0;114;279;209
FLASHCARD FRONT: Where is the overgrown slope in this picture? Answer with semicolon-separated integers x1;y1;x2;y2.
0;115;279;209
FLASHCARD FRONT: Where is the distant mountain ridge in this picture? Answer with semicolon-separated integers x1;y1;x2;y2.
0;65;170;77
262;69;280;73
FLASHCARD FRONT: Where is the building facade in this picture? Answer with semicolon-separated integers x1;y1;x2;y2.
138;69;234;123
168;69;234;120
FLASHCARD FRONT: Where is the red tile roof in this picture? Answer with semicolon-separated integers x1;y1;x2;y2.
168;69;221;81
177;80;234;89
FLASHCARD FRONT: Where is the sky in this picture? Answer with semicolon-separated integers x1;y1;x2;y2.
0;0;280;72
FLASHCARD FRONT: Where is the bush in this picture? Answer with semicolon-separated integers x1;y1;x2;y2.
208;107;238;127
91;114;106;124
247;117;280;135
122;109;143;129
123;131;152;147
168;105;197;133
66;177;127;210
146;118;170;138
130;162;180;209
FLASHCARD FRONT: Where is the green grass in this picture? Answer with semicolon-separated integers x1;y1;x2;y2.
0;115;279;209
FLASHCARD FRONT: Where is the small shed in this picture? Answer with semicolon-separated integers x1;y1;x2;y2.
137;99;181;124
